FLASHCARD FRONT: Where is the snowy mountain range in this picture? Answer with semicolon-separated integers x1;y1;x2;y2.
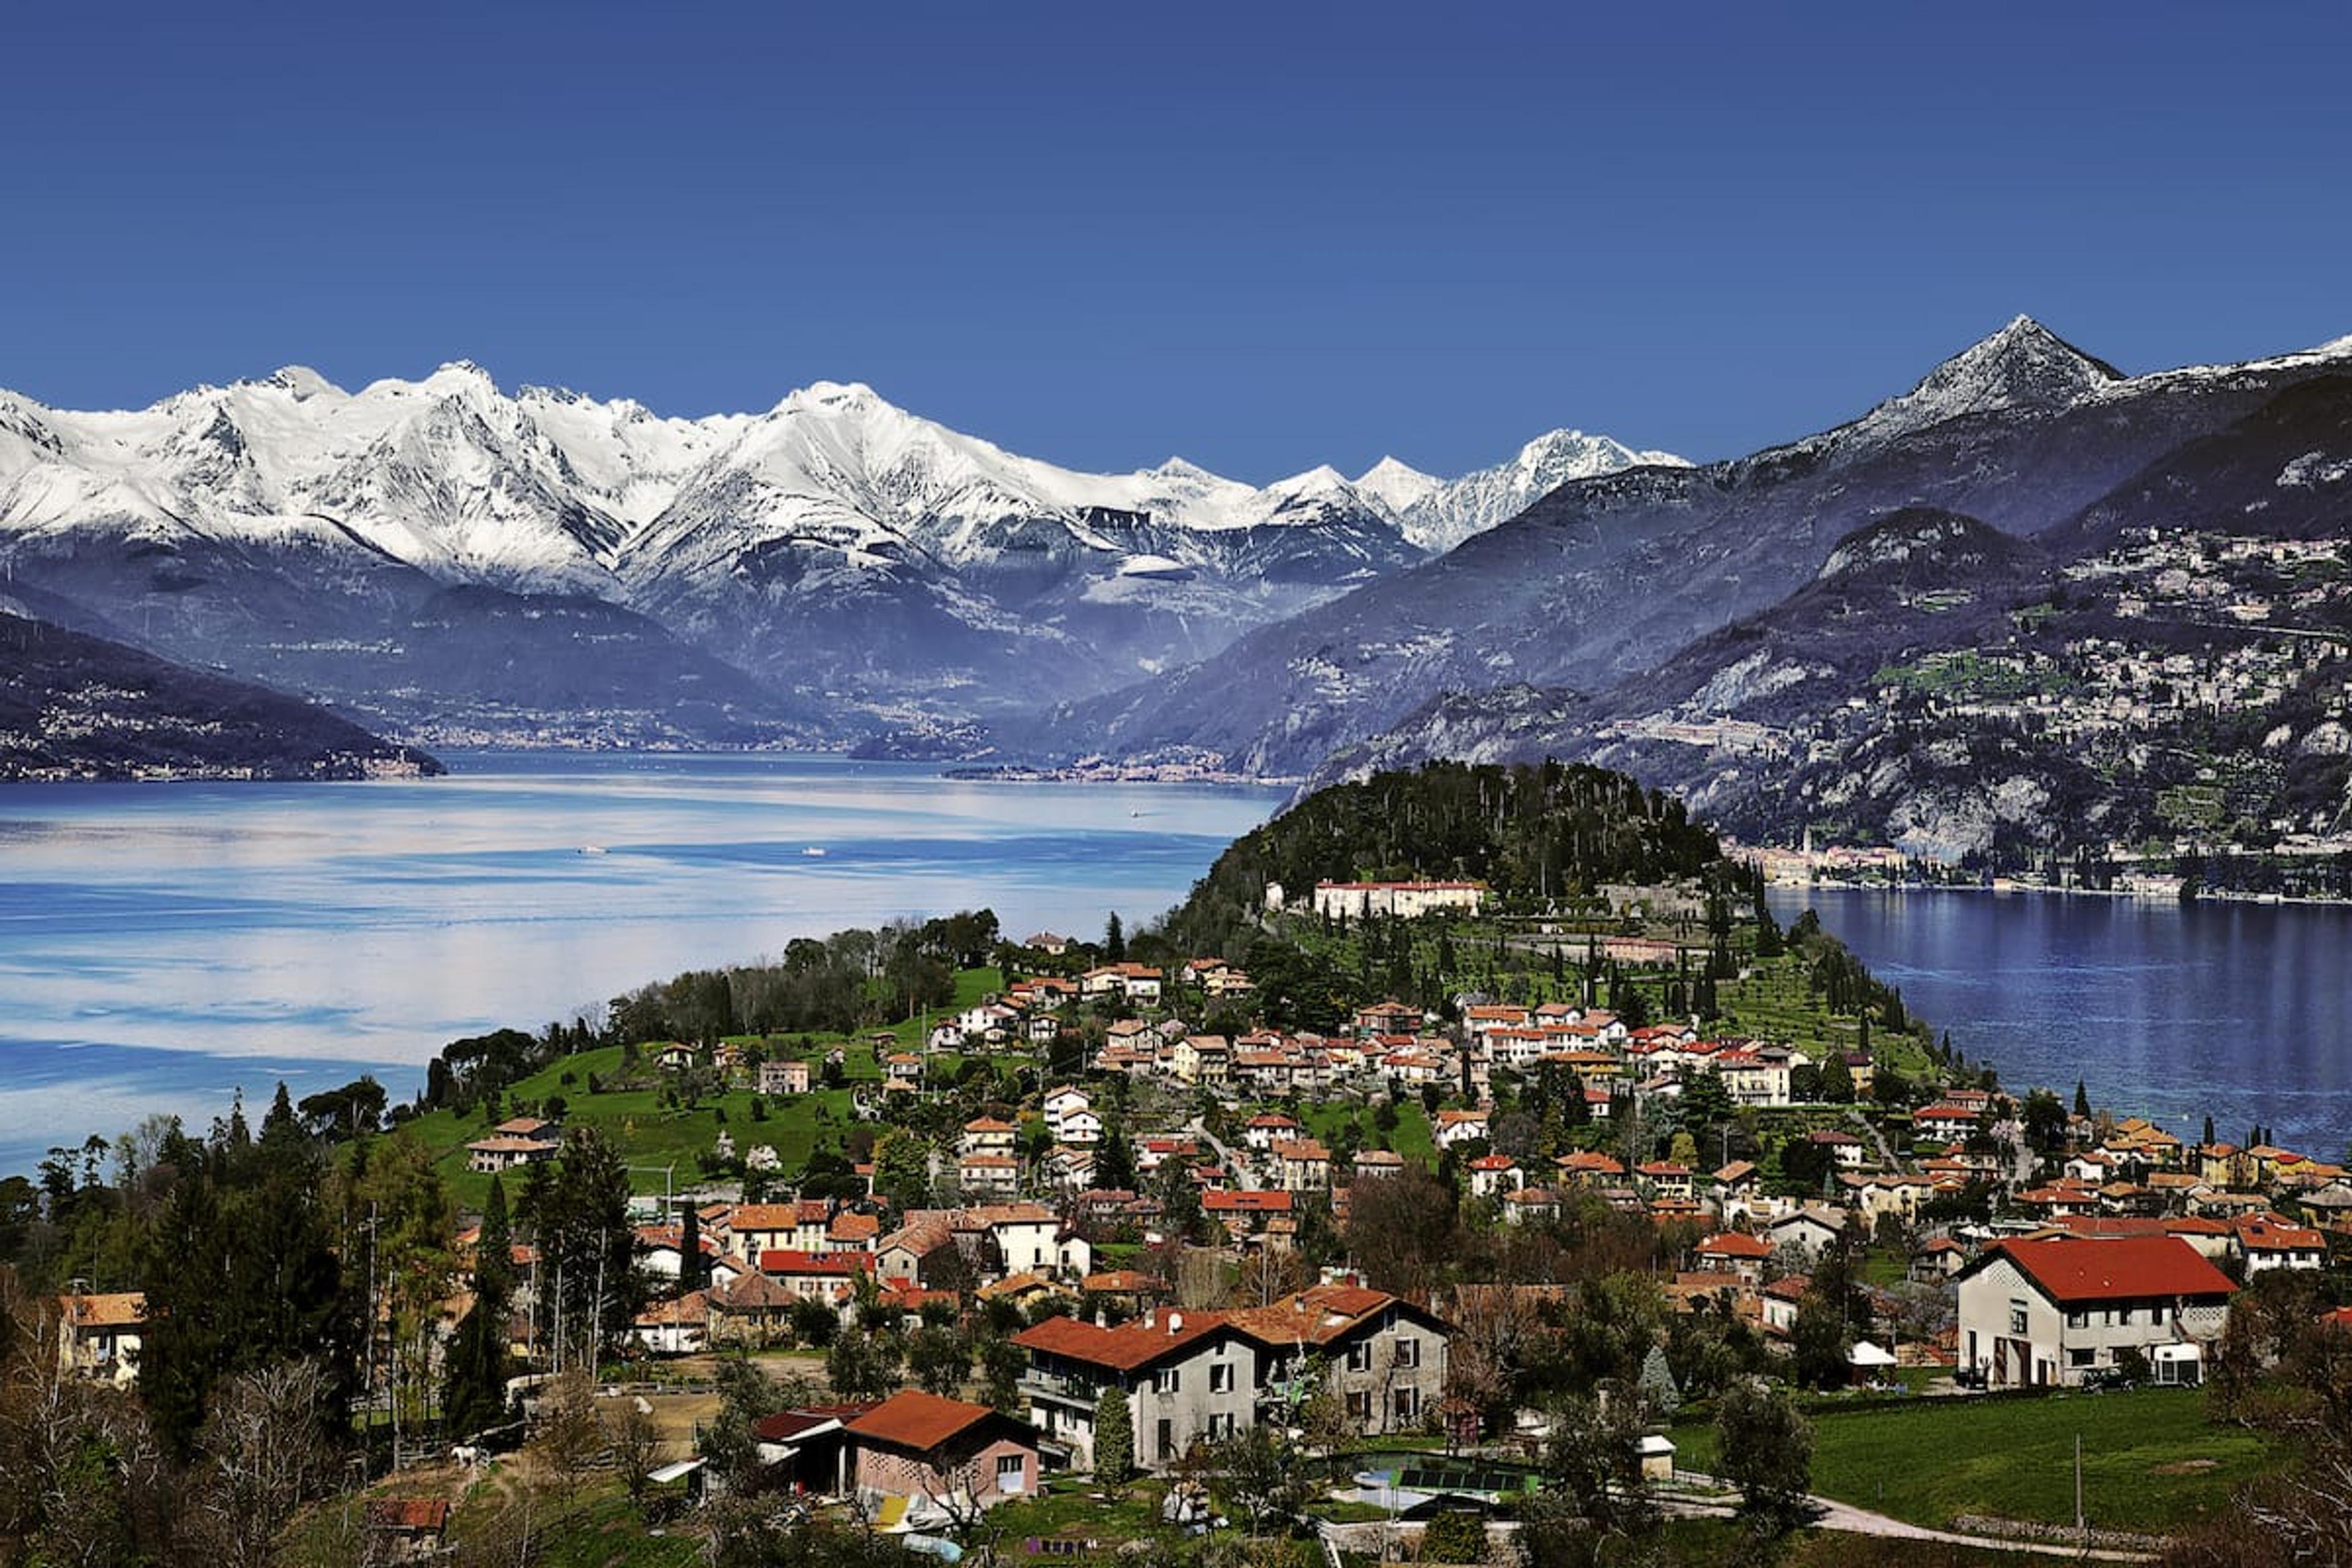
0;368;1680;741
1023;317;2352;777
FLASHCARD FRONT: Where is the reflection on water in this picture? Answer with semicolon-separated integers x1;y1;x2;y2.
0;752;1284;1174
1773;887;2352;1158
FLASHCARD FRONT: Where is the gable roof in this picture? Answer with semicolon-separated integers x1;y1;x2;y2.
1972;1235;2239;1304
846;1389;1020;1453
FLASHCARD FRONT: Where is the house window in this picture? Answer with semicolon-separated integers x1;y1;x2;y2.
1210;1363;1234;1394
996;1454;1028;1494
1396;1338;1420;1370
1345;1391;1370;1422
2066;1310;2087;1330
1154;1366;1181;1395
2009;1301;2028;1336
1346;1342;1373;1373
1394;1386;1419;1422
2069;1348;2095;1368
1157;1419;1174;1461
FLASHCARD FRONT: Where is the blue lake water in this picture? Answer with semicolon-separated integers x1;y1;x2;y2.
1772;887;2352;1161
6;756;2345;1178
0;753;1286;1177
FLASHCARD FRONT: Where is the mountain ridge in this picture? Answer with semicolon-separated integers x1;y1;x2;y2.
0;368;1676;737
1015;318;2352;778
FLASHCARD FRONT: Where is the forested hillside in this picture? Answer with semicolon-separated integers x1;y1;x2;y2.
1163;761;1725;955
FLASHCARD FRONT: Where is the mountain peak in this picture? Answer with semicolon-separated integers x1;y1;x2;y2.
1354;455;1442;514
1920;315;2120;403
258;365;340;400
423;360;500;396
1846;315;2123;448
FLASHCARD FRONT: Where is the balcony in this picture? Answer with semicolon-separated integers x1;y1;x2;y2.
1019;1370;1103;1409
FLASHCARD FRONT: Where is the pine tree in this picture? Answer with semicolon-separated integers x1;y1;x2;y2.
2074;1079;2092;1120
1104;912;1126;962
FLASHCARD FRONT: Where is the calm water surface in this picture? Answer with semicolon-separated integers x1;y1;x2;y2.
0;753;1284;1175
1773;886;2352;1159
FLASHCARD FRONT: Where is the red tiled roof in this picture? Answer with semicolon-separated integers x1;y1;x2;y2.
1014;1311;1229;1371
846;1390;1007;1453
1984;1236;2238;1303
1697;1232;1771;1259
366;1499;450;1532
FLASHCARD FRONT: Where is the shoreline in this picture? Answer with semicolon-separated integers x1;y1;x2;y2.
1765;878;2352;909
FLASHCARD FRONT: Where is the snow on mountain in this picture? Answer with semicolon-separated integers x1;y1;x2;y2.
1830;315;2125;451
0;366;1678;603
1352;456;1444;516
1383;429;1693;553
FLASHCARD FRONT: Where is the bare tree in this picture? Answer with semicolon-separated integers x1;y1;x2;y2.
194;1359;342;1568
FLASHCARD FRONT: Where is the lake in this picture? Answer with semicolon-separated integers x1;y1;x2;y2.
1774;886;2352;1159
0;753;1286;1177
8;759;2346;1179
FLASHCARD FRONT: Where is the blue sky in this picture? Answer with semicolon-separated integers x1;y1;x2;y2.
4;1;2348;480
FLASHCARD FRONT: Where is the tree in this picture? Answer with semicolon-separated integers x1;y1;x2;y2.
1093;1385;1134;1486
827;1328;903;1401
529;1368;608;1517
699;1354;797;1490
1104;912;1126;962
445;1175;514;1438
1637;1344;1681;1419
612;1398;665;1509
791;1294;840;1348
2020;1088;2070;1156
1342;1163;1459;1297
193;1359;343;1568
1821;1053;1856;1105
1199;1425;1314;1537
1716;1379;1814;1534
1520;1390;1658;1568
528;1128;641;1373
908;1322;970;1396
2073;1079;2092;1120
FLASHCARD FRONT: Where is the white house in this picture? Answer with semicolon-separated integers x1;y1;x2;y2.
1954;1235;2236;1389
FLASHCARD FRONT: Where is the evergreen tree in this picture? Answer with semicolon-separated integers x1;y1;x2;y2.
2074;1079;2092;1120
1820;1054;1855;1105
680;1199;706;1292
141;1133;353;1457
445;1176;513;1437
1637;1343;1681;1419
262;1081;301;1147
1093;1386;1134;1485
1104;912;1126;963
1096;1125;1137;1193
2203;1113;2216;1148
529;1128;640;1370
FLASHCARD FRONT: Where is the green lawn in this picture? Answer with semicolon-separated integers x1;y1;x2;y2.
987;1476;1177;1547
1672;1387;2275;1534
397;965;1012;1209
1298;1100;1435;1166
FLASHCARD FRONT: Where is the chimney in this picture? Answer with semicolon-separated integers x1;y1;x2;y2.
1167;1311;1183;1335
1144;1308;1157;1330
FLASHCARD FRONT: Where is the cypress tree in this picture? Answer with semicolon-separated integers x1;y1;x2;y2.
445;1177;513;1437
2074;1079;2091;1120
1095;1385;1134;1485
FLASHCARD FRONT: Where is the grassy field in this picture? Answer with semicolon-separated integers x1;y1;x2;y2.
398;969;1006;1210
1298;1099;1436;1165
1670;1387;2275;1534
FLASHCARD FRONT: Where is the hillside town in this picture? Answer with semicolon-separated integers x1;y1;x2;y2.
26;873;2351;1565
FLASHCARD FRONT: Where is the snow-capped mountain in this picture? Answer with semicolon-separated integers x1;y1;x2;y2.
1028;317;2352;777
0;368;1675;738
1365;429;1691;554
